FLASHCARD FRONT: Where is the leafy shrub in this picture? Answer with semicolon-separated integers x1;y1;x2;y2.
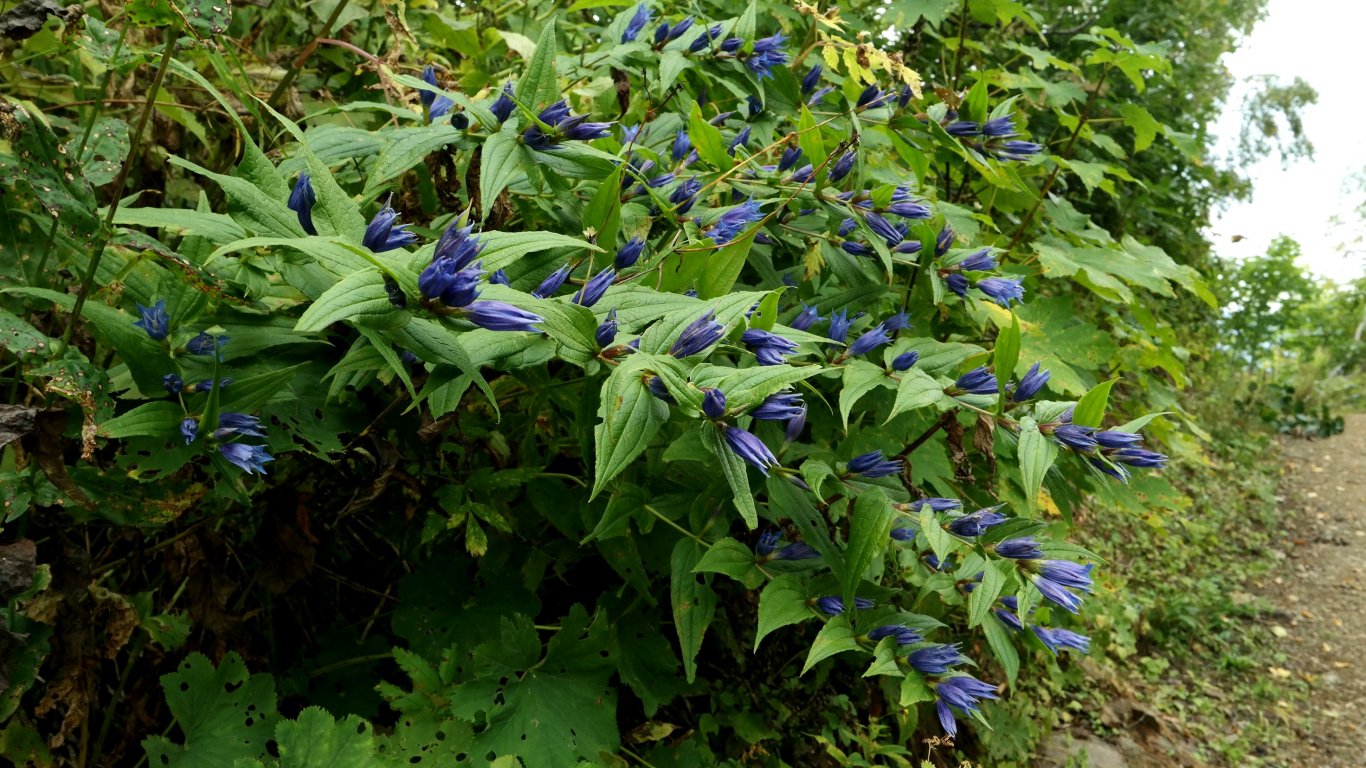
0;0;1226;764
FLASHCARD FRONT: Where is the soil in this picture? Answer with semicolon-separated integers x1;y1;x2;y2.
1262;414;1366;767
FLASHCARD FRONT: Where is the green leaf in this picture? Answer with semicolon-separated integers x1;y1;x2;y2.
885;368;952;423
168;156;302;239
994;313;1020;406
1116;412;1169;434
967;560;1006;628
583;167;624;249
801;615;859;675
362;124;465;197
516;18;560;109
918;504;955;564
842;488;894;608
839;360;891;428
591;358;671;499
693;538;765;589
295;269;401;333
983;613;1021;686
687;102;731;168
114;207;246;244
220;364;305;413
863;636;905;678
1016;416;1057;513
670;538;717;683
698;236;755;299
274;708;374;768
97;402;184;440
797;105;827;172
1071;378;1117;428
700;423;759;529
899;674;935;706
755;573;812;650
479;124;523;220
462;231;600;272
689;362;822;411
142;652;280;767
1118;103;1162;152
256;99;365;237
766;476;846;579
659;51;692;92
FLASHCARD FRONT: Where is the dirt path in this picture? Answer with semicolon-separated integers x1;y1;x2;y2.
1268;414;1366;767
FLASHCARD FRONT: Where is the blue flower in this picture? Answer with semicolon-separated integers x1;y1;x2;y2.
995;597;1025;631
671;129;692;162
945;273;970;297
596;308;619;347
463;301;543;332
791;303;822;331
977;276;1024;306
670;177;703;213
772;542;819;561
892;350;920;372
524;100;613;151
855;83;884;109
689;24;723;52
489;268;510;286
219;443;274;475
621;3;651;42
531;265;572;298
1053;423;1098;451
706;199;764;245
428;262;483;308
163;373;183;393
886;199;931;219
721;424;780;475
616;238;646;269
882;312;911;332
747;95;764;118
751;392;804;421
741;328;799;365
784;405;807;442
701;387;727;419
936;226;956;256
647;376;674;404
133;299;170;341
215;412;266;440
865;213;904;246
955;366;997;395
180;417;198;445
910;497;961;512
488;83;516;123
186;378;231;394
1013;362;1050;401
670;311;724;357
287;174;317;235
934;675;999;737
868;625;921;646
184;331;228;357
777;146;803;172
421;66;453;121
1095;430;1142;449
746;32;788;79
957;248;996;272
828;150;856;182
807;85;835;105
728;126;751;155
982;116;1018;137
847;450;902;478
840;240;872;257
1113;447;1168;468
890;527;915;541
847;324;893;357
946;120;981;137
897;84;914;108
801;63;823;94
995;537;1044;560
995;140;1043;161
572;269;615;307
1031;560;1094;614
827;309;854;343
1032;626;1090;655
947;507;1008;537
908;643;966;674
363;206;417;252
719;37;743;54
755;530;781;556
433;222;485;271
815;596;874;616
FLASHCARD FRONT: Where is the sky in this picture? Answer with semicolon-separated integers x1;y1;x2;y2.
1207;0;1366;284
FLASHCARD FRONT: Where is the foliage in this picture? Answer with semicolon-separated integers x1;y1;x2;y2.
0;0;1298;765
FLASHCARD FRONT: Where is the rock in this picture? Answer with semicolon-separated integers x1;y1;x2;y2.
1037;732;1130;768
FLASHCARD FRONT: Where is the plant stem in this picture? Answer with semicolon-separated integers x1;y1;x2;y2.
266;0;351;110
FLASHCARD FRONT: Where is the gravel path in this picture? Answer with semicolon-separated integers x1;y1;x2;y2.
1268;414;1366;767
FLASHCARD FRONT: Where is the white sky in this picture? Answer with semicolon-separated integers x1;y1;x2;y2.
1207;0;1366;284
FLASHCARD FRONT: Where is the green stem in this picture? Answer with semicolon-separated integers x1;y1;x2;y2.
266;0;351;110
56;29;179;358
644;505;709;547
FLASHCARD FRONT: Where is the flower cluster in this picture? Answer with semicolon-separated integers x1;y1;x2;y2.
1045;412;1170;481
418;222;544;332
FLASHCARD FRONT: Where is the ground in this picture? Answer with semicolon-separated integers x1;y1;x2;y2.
1036;415;1366;768
1263;413;1366;767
